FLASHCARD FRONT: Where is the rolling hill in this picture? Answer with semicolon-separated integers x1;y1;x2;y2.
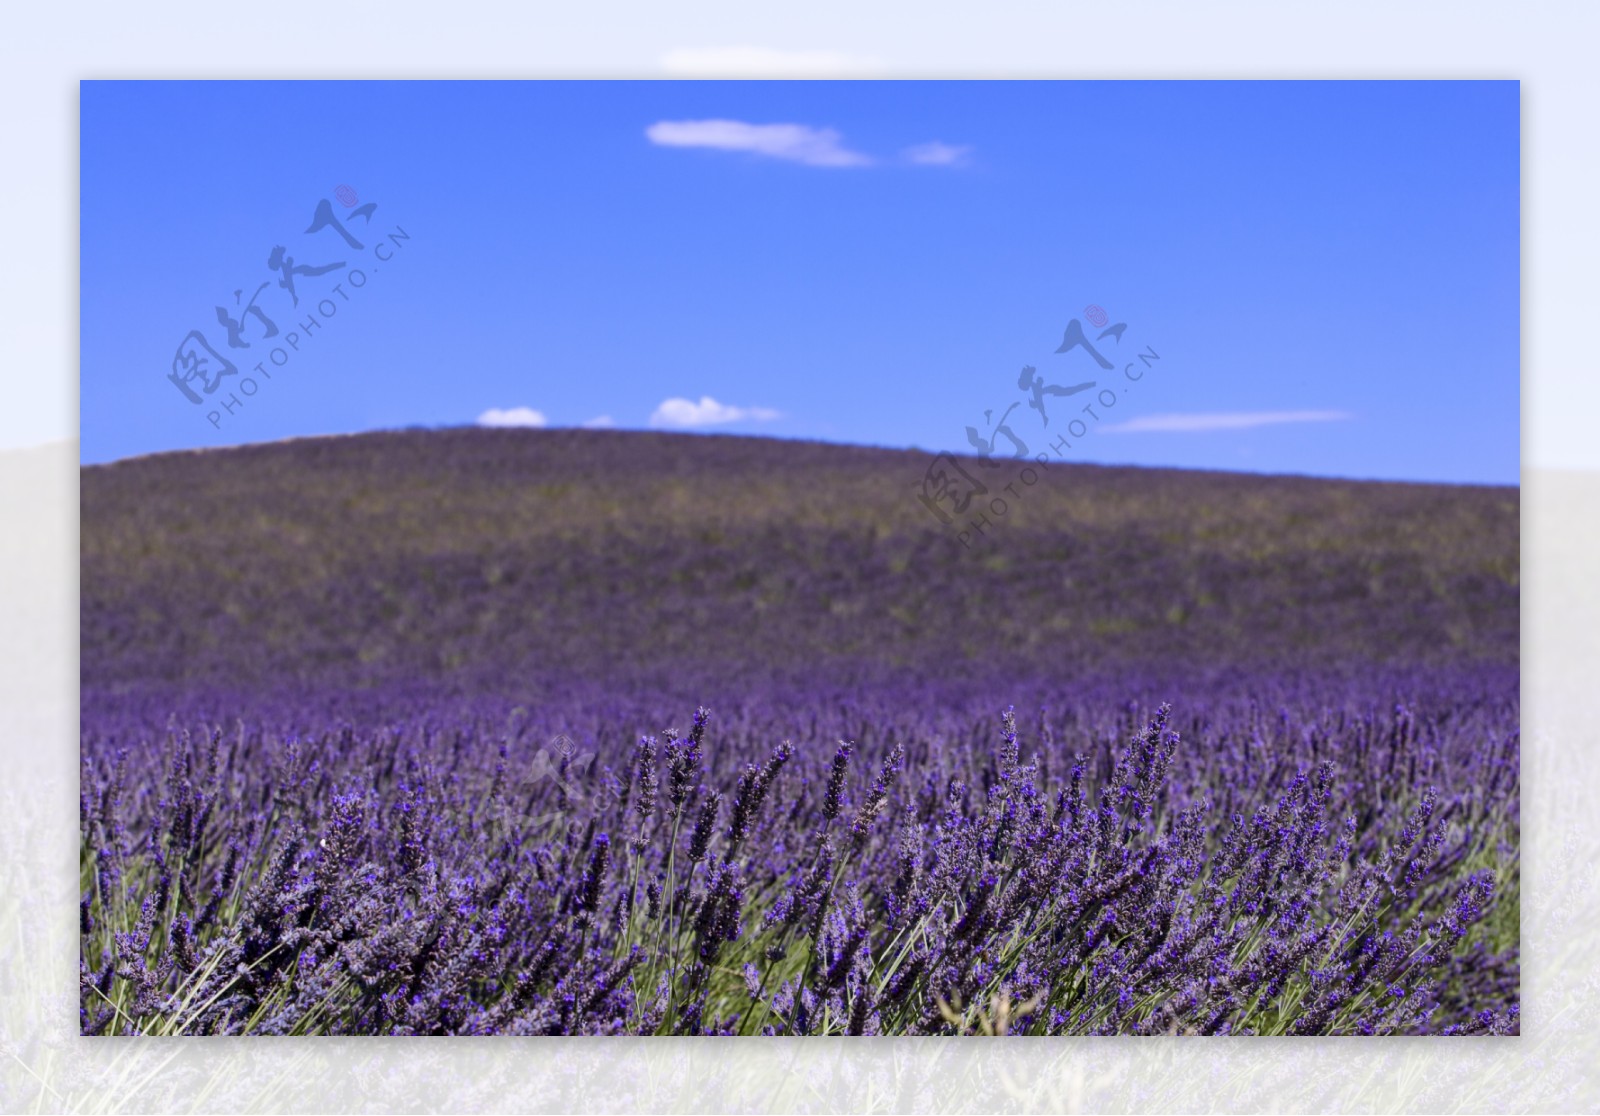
80;427;1518;712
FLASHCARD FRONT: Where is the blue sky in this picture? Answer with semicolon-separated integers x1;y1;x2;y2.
80;80;1519;483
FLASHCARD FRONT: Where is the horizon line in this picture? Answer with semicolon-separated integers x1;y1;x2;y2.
69;424;1523;490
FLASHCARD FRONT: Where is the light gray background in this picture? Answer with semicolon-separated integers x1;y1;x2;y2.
3;2;1594;1111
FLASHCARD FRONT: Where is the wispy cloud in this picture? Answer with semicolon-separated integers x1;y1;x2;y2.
903;141;972;167
649;396;780;429
646;119;872;167
580;415;616;429
1101;410;1355;434
477;406;547;428
659;46;883;76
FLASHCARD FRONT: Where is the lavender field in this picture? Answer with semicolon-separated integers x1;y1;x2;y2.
78;429;1520;1036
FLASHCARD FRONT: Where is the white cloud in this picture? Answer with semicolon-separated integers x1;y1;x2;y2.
580;415;616;429
646;119;872;168
659;46;882;77
477;406;548;428
1100;410;1355;434
903;141;972;167
649;396;780;429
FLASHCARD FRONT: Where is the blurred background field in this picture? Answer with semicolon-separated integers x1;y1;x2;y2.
80;427;1517;714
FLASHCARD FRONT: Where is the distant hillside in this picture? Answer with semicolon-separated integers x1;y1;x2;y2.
80;429;1518;702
